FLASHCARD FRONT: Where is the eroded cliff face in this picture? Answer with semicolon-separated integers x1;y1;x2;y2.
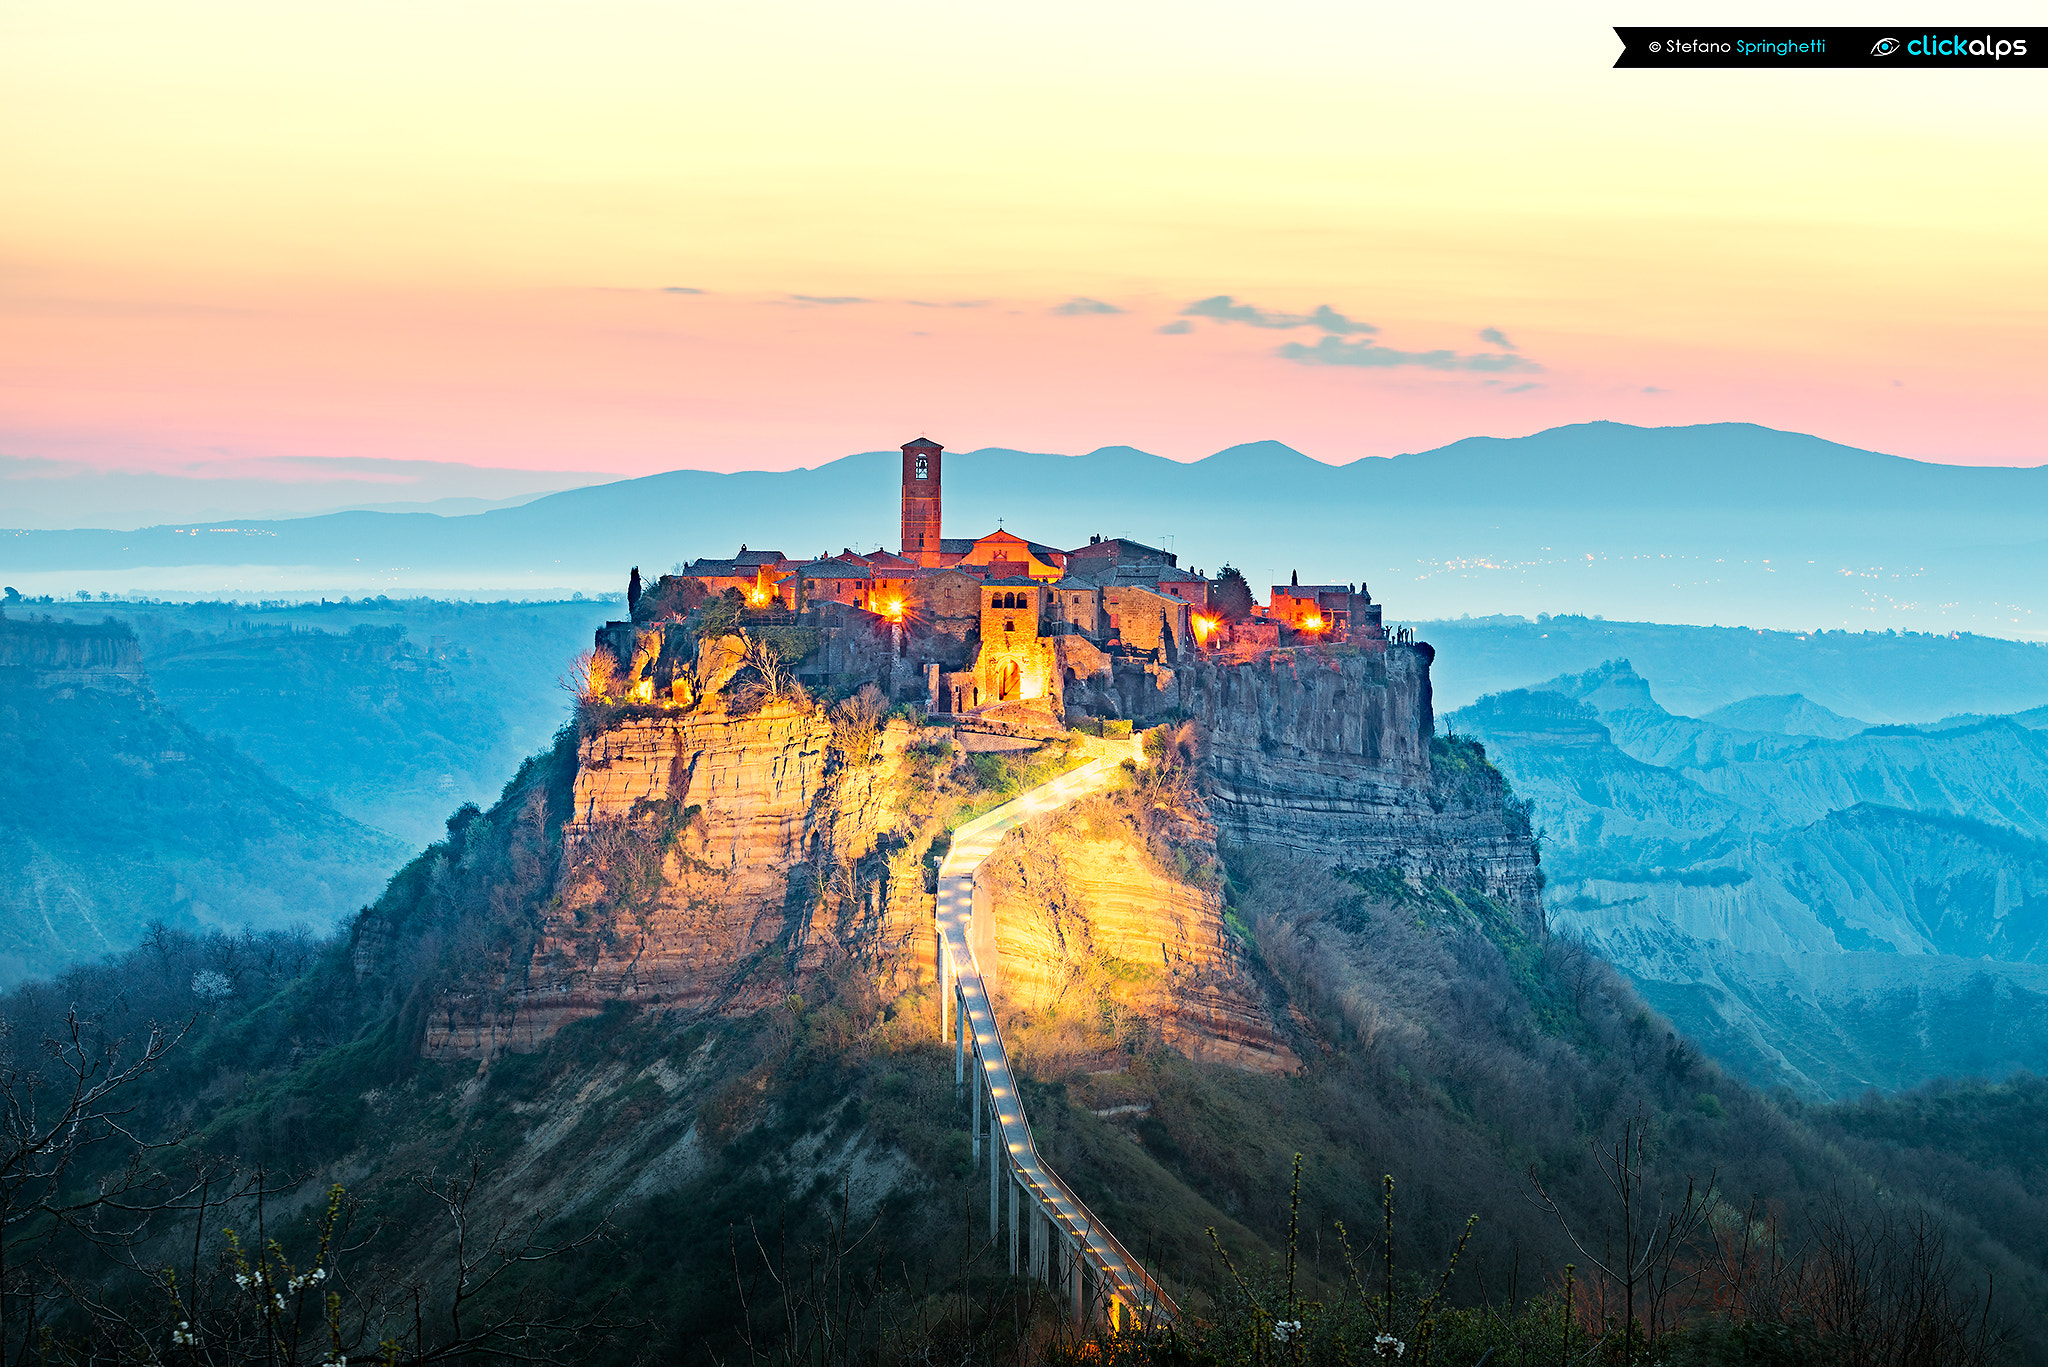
414;637;1542;1067
419;700;927;1058
0;619;145;689
1186;645;1544;926
976;800;1299;1075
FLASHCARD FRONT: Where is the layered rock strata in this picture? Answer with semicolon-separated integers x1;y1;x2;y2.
1186;645;1543;926
977;805;1299;1074
421;701;928;1058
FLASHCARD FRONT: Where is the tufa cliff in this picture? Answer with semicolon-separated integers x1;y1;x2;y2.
395;627;1543;1081
415;693;925;1058
1187;645;1544;925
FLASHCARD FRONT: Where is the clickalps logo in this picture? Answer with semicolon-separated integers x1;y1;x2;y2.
1871;36;1901;56
1907;32;2029;59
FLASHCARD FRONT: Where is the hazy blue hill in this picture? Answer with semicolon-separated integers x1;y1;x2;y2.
1451;675;2048;1096
79;598;612;846
1342;420;2048;520
1449;689;1749;848
1421;617;2048;721
1702;692;1870;738
0;624;403;985
1692;719;2048;840
1933;700;2048;732
9;422;2047;635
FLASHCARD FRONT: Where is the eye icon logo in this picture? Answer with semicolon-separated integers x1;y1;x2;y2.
1871;36;1901;56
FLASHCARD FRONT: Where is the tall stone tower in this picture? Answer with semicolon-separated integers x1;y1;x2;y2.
900;437;943;567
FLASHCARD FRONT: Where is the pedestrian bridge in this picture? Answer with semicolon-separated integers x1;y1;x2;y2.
935;750;1181;1331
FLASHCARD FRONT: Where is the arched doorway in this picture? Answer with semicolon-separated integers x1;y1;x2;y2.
997;660;1020;702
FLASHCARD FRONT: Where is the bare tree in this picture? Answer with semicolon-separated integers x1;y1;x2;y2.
390;1152;628;1364
1526;1107;1715;1366
0;1004;194;1363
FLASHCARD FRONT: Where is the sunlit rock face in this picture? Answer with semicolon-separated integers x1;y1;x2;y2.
977;807;1300;1075
1186;645;1544;928
418;639;1544;1065
420;701;924;1059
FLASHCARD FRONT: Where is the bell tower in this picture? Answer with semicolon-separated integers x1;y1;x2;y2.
901;437;943;567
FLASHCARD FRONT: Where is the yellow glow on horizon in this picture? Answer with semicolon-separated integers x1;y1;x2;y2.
2;0;2041;472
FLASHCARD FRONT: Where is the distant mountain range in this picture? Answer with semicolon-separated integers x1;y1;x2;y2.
5;422;2045;636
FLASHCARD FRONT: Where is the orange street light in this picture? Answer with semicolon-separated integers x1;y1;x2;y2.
884;598;905;621
1193;614;1219;644
1303;613;1325;633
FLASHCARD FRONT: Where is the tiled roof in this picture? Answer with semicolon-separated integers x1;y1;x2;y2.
1066;537;1172;562
793;559;875;578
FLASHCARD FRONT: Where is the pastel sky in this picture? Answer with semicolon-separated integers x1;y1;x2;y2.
3;0;2043;489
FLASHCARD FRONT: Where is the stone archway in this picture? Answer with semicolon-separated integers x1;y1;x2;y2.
997;660;1020;702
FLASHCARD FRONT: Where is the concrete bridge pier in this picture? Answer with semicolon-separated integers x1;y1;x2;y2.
1008;1172;1020;1275
988;1105;1001;1233
1067;1235;1084;1325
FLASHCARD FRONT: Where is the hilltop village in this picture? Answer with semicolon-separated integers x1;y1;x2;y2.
593;437;1407;728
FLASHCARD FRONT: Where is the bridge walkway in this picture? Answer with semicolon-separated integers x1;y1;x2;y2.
936;746;1180;1330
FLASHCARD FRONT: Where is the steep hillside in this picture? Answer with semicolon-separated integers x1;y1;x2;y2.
66;597;614;846
1701;692;1870;738
17;697;2043;1362
0;616;404;984
1452;677;2048;1096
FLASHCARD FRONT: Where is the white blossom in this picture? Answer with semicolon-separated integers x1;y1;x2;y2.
1375;1332;1406;1358
191;970;234;1002
1273;1319;1302;1343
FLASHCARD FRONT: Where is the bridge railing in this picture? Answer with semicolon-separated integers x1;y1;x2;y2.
934;754;1181;1330
943;935;1181;1328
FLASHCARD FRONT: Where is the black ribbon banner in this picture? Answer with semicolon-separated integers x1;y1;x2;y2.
1613;27;2044;67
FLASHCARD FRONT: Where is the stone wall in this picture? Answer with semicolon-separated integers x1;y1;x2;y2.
1103;586;1189;657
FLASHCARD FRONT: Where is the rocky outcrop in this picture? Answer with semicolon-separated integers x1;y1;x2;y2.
1184;645;1544;926
977;805;1298;1074
0;617;145;689
421;636;1547;1066
420;701;928;1058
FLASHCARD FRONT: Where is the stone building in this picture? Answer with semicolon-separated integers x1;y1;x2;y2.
598;435;1402;729
1101;584;1191;655
1267;582;1385;645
